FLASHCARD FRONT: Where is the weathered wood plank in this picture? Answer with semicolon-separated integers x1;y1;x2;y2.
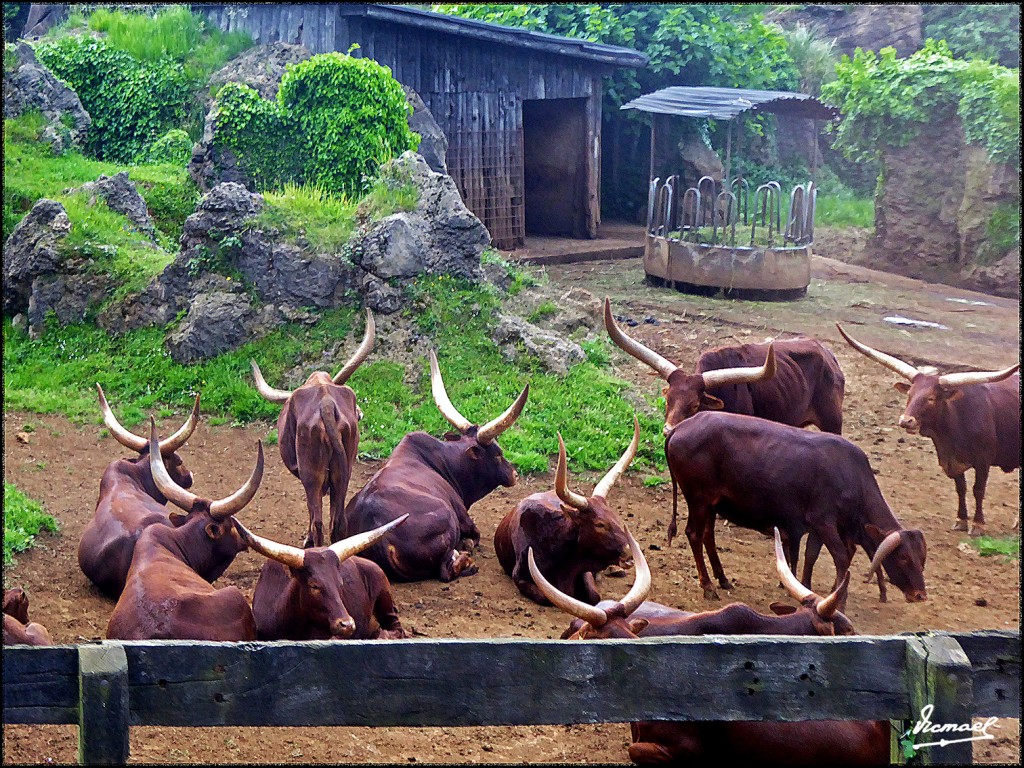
2;644;78;724
904;635;974;765
943;630;1021;717
118;636;911;728
78;643;130;765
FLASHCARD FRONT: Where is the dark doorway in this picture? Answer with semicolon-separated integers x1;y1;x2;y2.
522;98;588;238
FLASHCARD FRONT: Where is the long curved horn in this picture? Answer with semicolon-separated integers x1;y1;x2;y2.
593;415;641;500
618;527;652;618
939;363;1020;388
775;528;814;602
234;520;305;569
148;417;199;511
250;361;293;404
864;530;903;583
333;308;376;385
210;441;265;520
158;393;201;455
329;513;410;562
836;324;919;381
604;298;678;380
98;383;147;451
476;384;529;445
701;342;778;389
815;570;851;620
554;433;589;511
528;547;608;627
429;350;473;432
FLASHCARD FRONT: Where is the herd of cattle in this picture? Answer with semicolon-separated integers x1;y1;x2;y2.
4;300;1020;764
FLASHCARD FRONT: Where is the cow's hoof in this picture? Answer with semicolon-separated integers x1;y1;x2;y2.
969;525;985;538
951;520;969;532
628;742;675;764
378;628;408;640
702;585;721;601
451;551;478;579
718;578;734;590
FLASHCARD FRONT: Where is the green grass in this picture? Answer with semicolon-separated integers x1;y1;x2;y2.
4;273;668;475
815;192;874;230
256;184;359;254
527;300;558;324
3;482;59;566
972;535;1020;560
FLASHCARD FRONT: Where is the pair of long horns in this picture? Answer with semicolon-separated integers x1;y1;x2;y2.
555;416;641;510
604;298;777;388
773;529;848;620
148;418;264;520
251;309;376;403
98;384;200;455
429;350;529;445
836;324;1020;386
528;527;651;628
235;514;409;570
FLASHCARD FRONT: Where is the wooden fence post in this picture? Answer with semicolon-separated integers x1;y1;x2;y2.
78;642;129;765
903;635;974;765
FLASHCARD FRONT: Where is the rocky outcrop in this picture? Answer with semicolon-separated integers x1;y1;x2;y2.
64;172;156;238
678;139;724;191
205;41;312;106
3;41;90;154
3;199;71;317
492;313;586;376
767;5;923;59
403;86;448;175
21;4;69;39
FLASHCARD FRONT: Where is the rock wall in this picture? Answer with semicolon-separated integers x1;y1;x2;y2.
767;5;923;58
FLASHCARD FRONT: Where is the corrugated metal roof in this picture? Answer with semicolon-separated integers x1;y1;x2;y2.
351;5;649;68
621;86;839;120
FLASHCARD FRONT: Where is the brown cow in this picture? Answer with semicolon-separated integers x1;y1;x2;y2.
837;323;1020;536
605;297;845;545
2;588;53;646
533;530;888;766
667;410;927;602
238;514;410;640
342;350;528;582
78;384;201;598
251;308;375;548
494;417;639;605
106;419;263;641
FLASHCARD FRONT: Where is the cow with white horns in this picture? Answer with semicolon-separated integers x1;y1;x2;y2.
494;417;639;605
251;308;375;547
78;385;201;598
342;351;528;582
837;323;1020;536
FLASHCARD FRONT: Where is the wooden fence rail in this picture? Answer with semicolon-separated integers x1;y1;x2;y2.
3;630;1019;765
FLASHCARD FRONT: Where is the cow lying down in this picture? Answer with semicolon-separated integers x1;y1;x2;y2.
3;588;53;646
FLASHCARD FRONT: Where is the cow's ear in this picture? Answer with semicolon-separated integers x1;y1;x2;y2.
627;618;649;635
204;522;223;539
466;444;484;460
700;393;725;410
893;381;911;394
169;511;189;527
769;602;798;616
863;523;888;544
443;431;462;442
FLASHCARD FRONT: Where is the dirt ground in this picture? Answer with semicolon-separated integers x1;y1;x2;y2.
3;238;1020;764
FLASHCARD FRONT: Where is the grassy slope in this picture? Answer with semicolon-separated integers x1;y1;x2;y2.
3;481;59;567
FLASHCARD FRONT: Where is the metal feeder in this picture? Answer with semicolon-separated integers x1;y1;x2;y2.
622;86;839;300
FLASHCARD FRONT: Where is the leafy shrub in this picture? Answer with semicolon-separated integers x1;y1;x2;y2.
146;129;194;166
36;35;192;163
922;4;1020;69
214;82;298;190
4;481;59;566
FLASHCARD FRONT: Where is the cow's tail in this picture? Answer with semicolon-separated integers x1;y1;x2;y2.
668;472;679;547
320;397;347;457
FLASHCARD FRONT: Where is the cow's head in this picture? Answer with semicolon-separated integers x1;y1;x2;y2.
98;383;199;495
863;525;928;603
836;323;1019;437
767;529;856;636
605;299;776;436
251;308;376;405
148;418;262;565
3;588;30;625
430;350;528;497
551;417;640;567
236;514;408;638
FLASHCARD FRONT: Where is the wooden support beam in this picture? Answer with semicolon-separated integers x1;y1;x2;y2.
78;643;130;766
902;635;975;766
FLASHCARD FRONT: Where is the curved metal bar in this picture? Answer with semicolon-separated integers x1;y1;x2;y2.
787;184;806;244
804;183;817;245
664;175;678;236
731;177;750;226
680;188;700;240
717;191;738;247
697;175;717;228
646;177;660;235
766;181;782;241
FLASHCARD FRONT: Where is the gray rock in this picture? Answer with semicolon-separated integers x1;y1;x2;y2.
165;291;263;364
206;42;313;106
403;85;448;175
64;172;156;238
21;4;69;39
351;215;428;279
492;313;586;376
188;104;248;193
678;138;724;191
3;42;90;154
3;199;71;315
28;271;114;336
360;274;405;315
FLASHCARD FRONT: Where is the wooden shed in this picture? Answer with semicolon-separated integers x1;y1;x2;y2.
195;3;648;249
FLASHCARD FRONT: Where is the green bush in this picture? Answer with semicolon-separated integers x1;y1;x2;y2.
4;481;59;566
36;35;192;163
146;129;194;166
214;82;299;191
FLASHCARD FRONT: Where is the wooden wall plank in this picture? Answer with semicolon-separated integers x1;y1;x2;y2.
2;645;79;725
944;630;1021;717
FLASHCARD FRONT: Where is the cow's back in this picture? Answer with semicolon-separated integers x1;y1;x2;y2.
990;375;1020;471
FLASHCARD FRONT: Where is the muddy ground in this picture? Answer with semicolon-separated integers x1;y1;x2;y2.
3;236;1020;764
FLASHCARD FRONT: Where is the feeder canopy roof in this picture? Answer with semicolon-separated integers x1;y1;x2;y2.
621;86;840;121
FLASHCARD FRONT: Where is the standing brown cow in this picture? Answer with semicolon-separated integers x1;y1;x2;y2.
106;420;263;641
342;350;528;582
494;417;639;605
238;514;410;640
251;308;375;548
532;530;888;766
78;384;201;598
837;324;1020;536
